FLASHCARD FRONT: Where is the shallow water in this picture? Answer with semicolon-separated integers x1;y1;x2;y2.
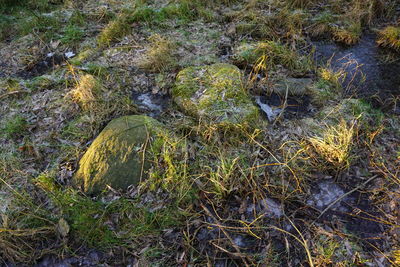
132;91;170;117
314;33;400;111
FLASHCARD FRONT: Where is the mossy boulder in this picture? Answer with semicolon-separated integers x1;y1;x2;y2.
74;115;164;195
172;63;259;125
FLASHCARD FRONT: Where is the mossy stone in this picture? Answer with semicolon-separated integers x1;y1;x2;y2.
272;77;313;96
172;63;259;125
74;115;163;195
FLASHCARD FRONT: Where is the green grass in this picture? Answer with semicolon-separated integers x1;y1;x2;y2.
129;1;214;26
234;41;313;79
1;115;28;139
19;11;61;40
0;0;57;12
61;24;84;45
0;0;398;265
97;14;131;47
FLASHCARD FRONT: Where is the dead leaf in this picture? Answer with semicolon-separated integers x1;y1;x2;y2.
57;218;70;237
50;40;60;49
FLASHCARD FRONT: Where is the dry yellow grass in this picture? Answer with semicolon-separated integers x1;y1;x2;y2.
69;74;101;111
332;23;361;45
377;26;400;51
138;34;176;72
308;120;356;170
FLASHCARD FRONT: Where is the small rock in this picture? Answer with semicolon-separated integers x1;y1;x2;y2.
272;78;313;96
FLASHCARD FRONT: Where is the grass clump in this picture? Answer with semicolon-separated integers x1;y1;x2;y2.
234;41;312;79
138;34;177;72
19;12;61;40
309;11;335;37
310;67;344;106
377;26;400;51
98;14;130;47
0;186;59;264
307;119;357;171
332;21;362;45
1;115;28;139
64;66;136;141
130;1;214;25
61;24;84;45
146;133;196;205
207;151;249;198
69;74;102;111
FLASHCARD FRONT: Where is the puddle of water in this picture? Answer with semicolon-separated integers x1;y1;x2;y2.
307;181;348;212
314;33;400;111
256;93;311;120
132;92;169;116
307;179;387;247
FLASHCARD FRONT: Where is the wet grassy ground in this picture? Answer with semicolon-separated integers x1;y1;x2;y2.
0;0;399;266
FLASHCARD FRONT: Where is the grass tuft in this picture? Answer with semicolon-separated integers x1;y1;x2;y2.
1;115;28;139
332;22;362;45
138;34;176;72
98;14;130;47
377;26;400;51
307;119;357;170
69;74;101;111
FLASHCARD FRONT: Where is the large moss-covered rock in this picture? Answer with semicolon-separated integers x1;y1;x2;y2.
172;63;259;124
74;115;163;195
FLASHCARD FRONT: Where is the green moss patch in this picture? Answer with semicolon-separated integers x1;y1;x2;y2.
172;63;259;125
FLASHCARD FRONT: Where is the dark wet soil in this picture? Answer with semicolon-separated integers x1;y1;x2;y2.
2;250;136;267
314;33;400;112
308;179;387;249
16;53;66;79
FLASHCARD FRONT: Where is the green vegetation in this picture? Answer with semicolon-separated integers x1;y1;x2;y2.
138;34;177;72
377;26;400;51
173;63;260;125
1;115;28;139
233;41;312;73
0;0;399;266
307;119;356;171
98;14;131;47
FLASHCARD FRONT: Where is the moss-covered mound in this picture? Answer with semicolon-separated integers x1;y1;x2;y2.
74;115;164;195
172;63;259;125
